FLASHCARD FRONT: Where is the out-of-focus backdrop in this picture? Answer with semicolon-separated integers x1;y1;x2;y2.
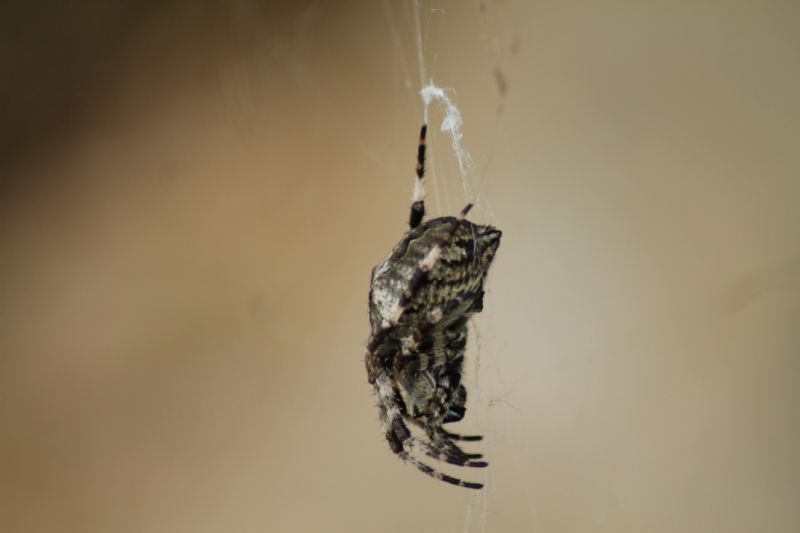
1;2;799;532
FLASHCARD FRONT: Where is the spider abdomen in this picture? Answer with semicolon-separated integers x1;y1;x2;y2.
368;216;501;335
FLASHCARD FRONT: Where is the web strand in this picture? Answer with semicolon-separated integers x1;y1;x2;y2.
413;3;476;209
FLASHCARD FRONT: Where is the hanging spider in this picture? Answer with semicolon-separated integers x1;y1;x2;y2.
365;124;501;489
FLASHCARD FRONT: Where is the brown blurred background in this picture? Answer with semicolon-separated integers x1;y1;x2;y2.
1;1;799;532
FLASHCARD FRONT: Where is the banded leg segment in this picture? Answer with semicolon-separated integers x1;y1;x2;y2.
443;430;483;442
375;373;484;489
409;124;427;229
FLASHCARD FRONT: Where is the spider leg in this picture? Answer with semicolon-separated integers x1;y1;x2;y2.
443;430;483;442
375;373;484;489
394;327;486;461
401;405;485;465
392;432;484;490
403;433;486;466
395;394;485;464
408;124;427;230
426;425;484;461
386;374;486;467
423;370;486;459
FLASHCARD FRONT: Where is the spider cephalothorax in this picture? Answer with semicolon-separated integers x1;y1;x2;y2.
364;125;501;489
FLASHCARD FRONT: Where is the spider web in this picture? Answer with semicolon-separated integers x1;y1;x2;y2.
383;0;502;221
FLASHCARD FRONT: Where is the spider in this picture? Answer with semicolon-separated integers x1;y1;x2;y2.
365;124;501;489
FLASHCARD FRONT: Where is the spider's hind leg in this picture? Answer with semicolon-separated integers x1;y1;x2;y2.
376;373;484;489
408;124;427;229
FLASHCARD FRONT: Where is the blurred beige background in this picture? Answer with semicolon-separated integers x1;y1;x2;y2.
1;1;799;532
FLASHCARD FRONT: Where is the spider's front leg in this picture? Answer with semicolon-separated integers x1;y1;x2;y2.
408;124;427;229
